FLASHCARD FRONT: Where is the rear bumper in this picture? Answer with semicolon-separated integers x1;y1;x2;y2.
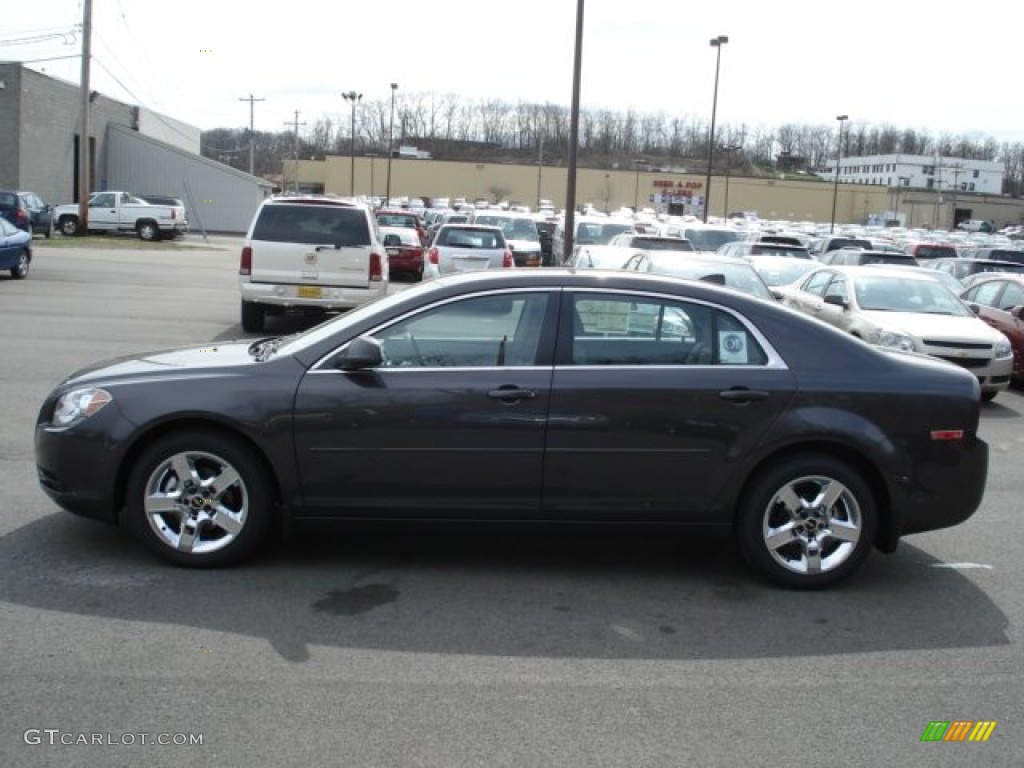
893;437;989;541
240;280;388;310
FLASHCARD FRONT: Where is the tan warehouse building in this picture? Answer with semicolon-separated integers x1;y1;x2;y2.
289;154;1024;231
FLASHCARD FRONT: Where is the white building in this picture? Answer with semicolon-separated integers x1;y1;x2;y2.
816;154;1003;195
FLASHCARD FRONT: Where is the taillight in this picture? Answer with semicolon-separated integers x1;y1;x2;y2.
931;429;965;441
428;247;439;265
369;252;383;281
17;209;28;223
502;250;514;268
239;246;252;275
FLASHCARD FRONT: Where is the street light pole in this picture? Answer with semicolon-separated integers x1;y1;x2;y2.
341;91;363;197
830;114;849;233
719;145;740;218
703;35;728;223
385;83;398;207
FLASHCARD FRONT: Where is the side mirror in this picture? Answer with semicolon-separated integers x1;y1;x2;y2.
336;336;383;370
1010;305;1024;320
823;294;848;308
966;302;981;315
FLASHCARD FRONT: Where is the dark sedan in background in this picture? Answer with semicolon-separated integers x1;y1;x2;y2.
35;270;988;588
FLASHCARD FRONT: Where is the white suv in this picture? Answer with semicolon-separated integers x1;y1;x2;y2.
239;196;389;332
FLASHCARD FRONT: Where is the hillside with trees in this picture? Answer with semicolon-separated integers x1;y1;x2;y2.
201;92;1024;197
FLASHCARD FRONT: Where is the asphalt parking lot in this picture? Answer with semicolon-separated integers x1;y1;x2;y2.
2;238;1022;767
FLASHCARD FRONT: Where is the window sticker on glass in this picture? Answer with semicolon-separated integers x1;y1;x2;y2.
577;300;631;334
719;331;749;364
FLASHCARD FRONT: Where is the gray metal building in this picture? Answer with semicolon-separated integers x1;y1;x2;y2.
0;62;270;232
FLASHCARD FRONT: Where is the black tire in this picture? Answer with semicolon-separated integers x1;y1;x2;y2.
59;216;80;236
981;391;998;403
137;220;160;241
10;250;30;279
126;430;273;567
241;300;266;333
736;454;877;589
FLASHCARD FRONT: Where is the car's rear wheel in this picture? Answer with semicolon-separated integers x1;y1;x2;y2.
736;455;876;589
137;221;160;241
126;430;272;567
241;300;265;333
10;250;29;279
981;391;998;403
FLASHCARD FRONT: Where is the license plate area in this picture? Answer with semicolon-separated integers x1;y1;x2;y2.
297;286;322;299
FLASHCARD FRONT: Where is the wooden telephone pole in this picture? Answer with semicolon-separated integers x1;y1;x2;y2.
76;0;93;232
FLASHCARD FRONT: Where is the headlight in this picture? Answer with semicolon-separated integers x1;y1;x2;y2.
52;388;112;427
994;336;1012;358
875;329;916;352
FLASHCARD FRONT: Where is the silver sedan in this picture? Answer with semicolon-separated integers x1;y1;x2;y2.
424;224;514;278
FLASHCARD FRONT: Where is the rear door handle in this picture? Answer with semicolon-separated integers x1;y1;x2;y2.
719;388;769;403
488;387;537;401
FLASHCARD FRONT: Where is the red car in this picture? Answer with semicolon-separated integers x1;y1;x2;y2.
961;274;1024;383
375;209;426;245
380;226;424;281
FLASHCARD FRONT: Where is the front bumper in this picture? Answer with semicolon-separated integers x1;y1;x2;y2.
35;420;121;524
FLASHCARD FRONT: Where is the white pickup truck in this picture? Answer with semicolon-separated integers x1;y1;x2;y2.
54;191;187;241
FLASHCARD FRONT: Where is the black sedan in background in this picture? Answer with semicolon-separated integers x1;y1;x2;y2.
35;271;989;588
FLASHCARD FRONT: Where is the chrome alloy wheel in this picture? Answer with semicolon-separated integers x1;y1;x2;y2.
761;474;863;575
142;450;248;555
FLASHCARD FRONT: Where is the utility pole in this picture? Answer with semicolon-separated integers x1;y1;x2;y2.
950;163;964;230
77;0;93;231
239;93;264;176
283;110;306;194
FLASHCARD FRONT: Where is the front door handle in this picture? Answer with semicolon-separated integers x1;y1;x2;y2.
488;387;537;401
719;388;769;403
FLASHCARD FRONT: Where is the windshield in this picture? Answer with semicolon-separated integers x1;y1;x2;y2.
748;258;817;286
652;258;773;299
475;216;539;242
633;237;694;252
683;228;742;251
576;221;633;245
854;276;971;315
274;282;445;357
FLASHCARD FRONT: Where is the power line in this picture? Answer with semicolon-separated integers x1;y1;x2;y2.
91;56;200;145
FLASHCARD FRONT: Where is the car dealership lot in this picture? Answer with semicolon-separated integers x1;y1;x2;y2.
2;242;1023;766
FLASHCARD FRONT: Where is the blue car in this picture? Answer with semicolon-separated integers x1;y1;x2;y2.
0;216;32;279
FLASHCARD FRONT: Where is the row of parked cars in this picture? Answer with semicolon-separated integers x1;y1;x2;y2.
36;193;996;587
232;195;1024;404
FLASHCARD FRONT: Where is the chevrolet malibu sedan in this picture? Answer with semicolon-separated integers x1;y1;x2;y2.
775;265;1013;401
35;270;989;588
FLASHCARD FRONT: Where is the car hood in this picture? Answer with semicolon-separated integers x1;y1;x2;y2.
61;340;261;386
862;310;1004;342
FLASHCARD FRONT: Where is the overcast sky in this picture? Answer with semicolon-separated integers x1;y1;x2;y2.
6;0;1021;145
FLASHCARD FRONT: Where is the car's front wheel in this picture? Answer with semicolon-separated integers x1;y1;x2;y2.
736;455;877;589
126;430;273;567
